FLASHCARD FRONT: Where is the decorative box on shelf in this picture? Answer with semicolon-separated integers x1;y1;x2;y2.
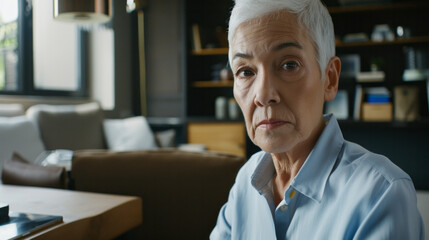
362;103;393;122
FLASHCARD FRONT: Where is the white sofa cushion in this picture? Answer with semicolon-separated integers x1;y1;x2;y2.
0;104;25;117
103;116;158;151
0;116;46;178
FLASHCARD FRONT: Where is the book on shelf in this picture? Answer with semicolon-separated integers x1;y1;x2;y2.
325;90;348;120
353;86;393;121
339;54;360;78
427;79;429;113
192;24;202;51
353;85;363;120
365;87;391;103
361;87;392;122
362;103;393;122
343;32;369;43
394;86;419;121
356;71;385;82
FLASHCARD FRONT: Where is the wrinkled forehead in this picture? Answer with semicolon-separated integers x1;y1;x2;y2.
229;10;310;62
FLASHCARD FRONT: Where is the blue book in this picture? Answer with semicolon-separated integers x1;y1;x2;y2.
367;94;390;103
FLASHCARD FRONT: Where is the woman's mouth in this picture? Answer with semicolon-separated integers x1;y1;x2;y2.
256;119;289;130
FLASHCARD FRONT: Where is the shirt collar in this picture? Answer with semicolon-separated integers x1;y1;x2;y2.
291;114;344;203
251;152;275;194
250;114;345;203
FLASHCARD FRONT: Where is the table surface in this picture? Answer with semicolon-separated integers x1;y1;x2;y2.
0;184;142;239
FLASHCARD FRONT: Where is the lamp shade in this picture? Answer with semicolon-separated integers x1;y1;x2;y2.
53;0;112;24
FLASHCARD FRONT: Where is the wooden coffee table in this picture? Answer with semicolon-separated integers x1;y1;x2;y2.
0;184;142;239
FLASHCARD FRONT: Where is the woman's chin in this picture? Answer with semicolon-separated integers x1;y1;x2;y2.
253;129;297;153
254;139;294;153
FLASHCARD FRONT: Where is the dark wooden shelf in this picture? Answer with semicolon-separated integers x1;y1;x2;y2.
339;119;429;128
192;80;234;88
336;36;429;48
339;78;427;86
191;48;228;55
190;36;429;56
328;1;429;14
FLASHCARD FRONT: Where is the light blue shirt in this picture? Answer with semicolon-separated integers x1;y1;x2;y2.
211;115;424;240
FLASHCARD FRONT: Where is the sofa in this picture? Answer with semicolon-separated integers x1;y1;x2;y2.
0;102;245;239
0;101;167;178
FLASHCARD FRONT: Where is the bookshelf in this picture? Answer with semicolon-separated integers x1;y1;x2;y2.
329;1;429;123
185;0;246;156
336;36;429;48
325;1;429;189
185;0;429;160
327;1;429;13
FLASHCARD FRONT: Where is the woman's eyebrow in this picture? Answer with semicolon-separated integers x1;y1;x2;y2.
232;42;302;62
272;42;303;51
232;52;252;62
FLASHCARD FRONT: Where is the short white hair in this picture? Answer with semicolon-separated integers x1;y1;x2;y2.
228;0;335;74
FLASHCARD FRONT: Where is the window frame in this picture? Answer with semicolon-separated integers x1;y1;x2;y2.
0;0;88;98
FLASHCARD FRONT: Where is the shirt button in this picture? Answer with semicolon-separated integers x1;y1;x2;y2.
280;205;288;212
289;190;296;199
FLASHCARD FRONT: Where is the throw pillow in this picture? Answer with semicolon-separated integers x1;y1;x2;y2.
0;116;46;179
154;129;176;148
103;116;158;151
0;103;24;117
2;152;66;189
26;102;105;150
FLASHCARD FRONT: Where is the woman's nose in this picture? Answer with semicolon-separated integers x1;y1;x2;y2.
253;72;281;107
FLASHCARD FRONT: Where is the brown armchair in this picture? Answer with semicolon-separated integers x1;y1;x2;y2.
71;149;245;240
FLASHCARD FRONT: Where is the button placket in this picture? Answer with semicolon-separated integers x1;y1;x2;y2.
275;188;298;239
275;200;290;239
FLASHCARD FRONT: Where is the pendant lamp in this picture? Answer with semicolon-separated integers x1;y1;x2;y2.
53;0;112;24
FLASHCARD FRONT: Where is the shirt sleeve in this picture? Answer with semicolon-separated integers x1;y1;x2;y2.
354;178;425;240
210;182;237;240
210;203;232;240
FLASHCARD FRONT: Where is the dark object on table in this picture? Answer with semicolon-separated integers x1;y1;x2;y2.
0;203;9;223
0;212;62;239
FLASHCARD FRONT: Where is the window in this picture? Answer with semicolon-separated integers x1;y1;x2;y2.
0;0;87;97
0;0;18;91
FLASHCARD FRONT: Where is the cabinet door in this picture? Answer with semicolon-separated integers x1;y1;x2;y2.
187;122;246;156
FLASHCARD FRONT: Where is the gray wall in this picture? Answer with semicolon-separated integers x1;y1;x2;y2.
109;0;185;119
145;0;185;118
111;0;134;118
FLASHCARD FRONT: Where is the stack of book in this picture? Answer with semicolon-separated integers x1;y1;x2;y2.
361;87;392;121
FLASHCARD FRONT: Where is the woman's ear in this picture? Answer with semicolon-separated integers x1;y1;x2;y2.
323;56;341;102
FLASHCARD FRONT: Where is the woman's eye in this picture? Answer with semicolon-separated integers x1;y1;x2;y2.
282;61;299;70
237;69;254;78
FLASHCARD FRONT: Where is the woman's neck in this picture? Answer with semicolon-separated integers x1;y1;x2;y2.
271;118;326;205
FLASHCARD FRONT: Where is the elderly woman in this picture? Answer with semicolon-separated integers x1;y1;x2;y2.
210;0;424;239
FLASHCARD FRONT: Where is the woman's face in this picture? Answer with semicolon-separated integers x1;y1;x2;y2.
230;11;330;153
